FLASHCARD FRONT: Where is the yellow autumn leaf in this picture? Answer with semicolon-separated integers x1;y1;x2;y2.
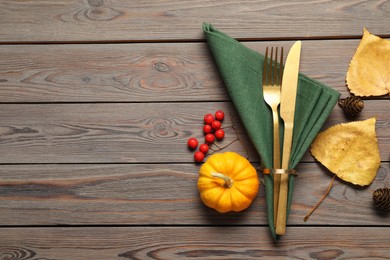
310;117;380;186
346;28;390;96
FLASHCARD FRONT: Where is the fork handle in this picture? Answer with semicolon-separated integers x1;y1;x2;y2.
271;110;281;169
271;109;281;227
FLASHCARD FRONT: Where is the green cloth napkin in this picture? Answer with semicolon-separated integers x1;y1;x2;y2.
203;23;340;239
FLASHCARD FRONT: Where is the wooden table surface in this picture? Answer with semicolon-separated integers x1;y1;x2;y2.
0;1;389;259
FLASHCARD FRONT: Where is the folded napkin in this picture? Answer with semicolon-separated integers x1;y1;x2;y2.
203;23;340;239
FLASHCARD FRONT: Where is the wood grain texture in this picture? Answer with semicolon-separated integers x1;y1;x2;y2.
0;163;388;226
1;0;389;256
0;102;254;163
1;0;390;42
1;39;390;102
0;101;388;164
0;42;223;102
0;227;389;259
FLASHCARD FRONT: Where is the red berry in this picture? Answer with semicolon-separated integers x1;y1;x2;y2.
199;143;209;154
211;120;221;130
205;133;215;144
215;110;224;121
215;129;225;140
204;113;214;125
194;151;205;162
187;137;198;149
203;124;212;134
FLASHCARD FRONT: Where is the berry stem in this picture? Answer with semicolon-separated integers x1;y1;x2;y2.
211;138;239;152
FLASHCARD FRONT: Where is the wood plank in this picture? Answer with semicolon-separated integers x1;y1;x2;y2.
1;0;390;42
0;227;389;259
0;102;254;163
1;40;389;102
0;101;388;164
0;163;388;226
0;42;224;103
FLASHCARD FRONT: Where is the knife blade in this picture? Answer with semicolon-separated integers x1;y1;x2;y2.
276;40;301;235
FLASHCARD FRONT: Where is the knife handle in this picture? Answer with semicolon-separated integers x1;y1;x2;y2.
276;125;293;235
276;174;288;235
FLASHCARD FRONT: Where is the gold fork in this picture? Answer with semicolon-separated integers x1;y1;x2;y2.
262;46;284;226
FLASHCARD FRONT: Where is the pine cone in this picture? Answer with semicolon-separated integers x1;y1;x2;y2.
338;96;364;117
373;188;390;211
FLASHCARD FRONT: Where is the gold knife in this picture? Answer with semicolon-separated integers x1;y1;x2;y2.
276;41;301;235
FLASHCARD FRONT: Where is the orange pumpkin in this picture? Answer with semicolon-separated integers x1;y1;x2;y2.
197;152;259;213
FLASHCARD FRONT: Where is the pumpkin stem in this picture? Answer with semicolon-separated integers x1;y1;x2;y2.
211;172;233;188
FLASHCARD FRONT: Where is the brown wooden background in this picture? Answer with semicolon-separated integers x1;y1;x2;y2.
0;0;389;259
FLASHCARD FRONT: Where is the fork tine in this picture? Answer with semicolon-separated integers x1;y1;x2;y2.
274;47;278;86
279;47;284;86
268;47;274;85
263;46;283;87
263;47;268;86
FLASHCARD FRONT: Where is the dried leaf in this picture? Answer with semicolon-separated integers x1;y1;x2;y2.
346;28;390;96
310;117;380;186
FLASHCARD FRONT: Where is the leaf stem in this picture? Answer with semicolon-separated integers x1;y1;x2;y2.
303;175;336;222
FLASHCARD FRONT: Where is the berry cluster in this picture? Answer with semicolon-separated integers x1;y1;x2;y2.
187;110;225;162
